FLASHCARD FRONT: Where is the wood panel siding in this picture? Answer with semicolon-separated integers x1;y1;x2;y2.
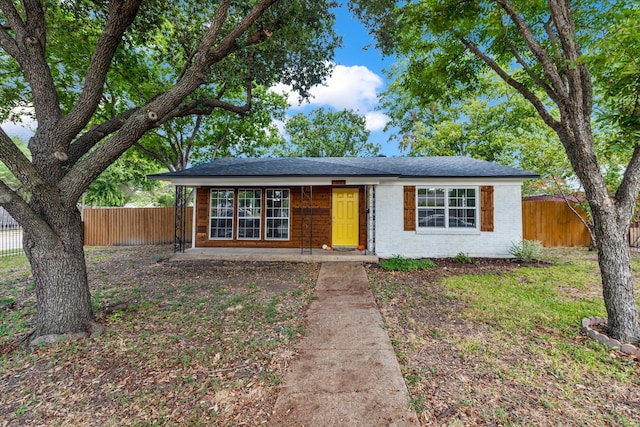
193;186;367;249
359;188;367;247
83;207;193;246
293;186;332;249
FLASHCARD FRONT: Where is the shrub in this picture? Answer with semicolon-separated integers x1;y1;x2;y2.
509;239;543;261
380;256;436;272
452;252;472;264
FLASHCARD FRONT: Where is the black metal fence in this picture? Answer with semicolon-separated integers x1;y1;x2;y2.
0;207;23;257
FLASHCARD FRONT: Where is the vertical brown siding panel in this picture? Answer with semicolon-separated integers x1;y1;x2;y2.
404;186;416;231
359;187;366;247
480;186;494;232
196;188;210;246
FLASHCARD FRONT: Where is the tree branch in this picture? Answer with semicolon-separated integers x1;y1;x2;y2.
133;141;174;172
460;37;562;132
0;25;19;57
0;179;57;242
615;146;640;227
0;0;24;35
205;0;278;65
542;16;564;68
183;115;203;169
59;0;143;143
67;107;139;165
162;97;252;123
549;170;597;247
1;1;62;128
165;123;183;165
493;0;569;100
59;0;278;203
547;0;592;119
211;126;230;160
497;14;562;106
0;126;47;194
0;1;22;58
23;0;46;43
191;0;231;69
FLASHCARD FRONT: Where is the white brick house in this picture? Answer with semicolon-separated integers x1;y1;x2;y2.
373;180;524;258
150;156;537;258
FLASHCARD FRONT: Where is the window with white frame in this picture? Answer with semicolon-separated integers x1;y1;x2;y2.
210;189;235;239
237;189;262;239
417;187;477;229
266;189;290;240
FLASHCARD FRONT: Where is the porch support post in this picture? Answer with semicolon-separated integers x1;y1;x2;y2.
367;185;376;255
174;185;188;253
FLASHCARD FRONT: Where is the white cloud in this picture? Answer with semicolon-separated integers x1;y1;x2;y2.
271;64;385;113
2;107;37;141
2;121;35;141
364;111;389;132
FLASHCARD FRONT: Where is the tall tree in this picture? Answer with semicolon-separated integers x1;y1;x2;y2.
381;69;572;195
84;148;162;207
0;0;339;344
275;108;379;157
135;85;288;171
351;0;640;341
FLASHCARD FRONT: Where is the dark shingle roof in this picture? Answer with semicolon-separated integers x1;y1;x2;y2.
149;156;539;180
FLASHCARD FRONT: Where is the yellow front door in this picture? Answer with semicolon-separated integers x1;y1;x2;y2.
332;188;359;247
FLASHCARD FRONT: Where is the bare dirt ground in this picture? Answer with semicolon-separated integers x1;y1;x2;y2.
1;246;320;426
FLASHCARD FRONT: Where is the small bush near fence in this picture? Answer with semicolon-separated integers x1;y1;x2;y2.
509;239;543;261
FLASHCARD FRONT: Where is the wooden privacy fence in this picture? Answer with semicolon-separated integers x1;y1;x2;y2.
83;207;193;246
522;200;591;247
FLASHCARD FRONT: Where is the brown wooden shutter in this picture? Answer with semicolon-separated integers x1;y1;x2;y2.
404;186;416;231
480;185;494;232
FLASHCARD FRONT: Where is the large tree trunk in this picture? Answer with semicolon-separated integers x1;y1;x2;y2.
560;118;640;343
23;200;95;341
591;206;640;342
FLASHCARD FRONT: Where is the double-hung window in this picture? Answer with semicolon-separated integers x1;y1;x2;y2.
266;189;290;240
237;189;261;239
210;189;234;239
417;187;477;229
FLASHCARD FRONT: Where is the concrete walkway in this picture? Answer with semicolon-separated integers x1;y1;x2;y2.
269;262;418;426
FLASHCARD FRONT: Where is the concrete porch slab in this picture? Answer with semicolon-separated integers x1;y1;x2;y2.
169;247;379;263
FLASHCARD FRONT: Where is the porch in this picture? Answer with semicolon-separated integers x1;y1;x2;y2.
169;247;379;263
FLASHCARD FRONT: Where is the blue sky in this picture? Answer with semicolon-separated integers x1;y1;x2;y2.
273;3;400;156
2;3;401;156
